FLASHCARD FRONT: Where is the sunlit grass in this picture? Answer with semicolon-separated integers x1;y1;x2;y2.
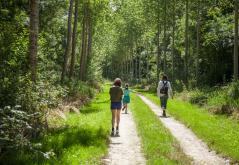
130;94;191;165
142;92;239;162
0;86;111;165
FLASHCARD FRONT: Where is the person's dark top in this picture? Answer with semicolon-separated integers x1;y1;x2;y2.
109;86;123;102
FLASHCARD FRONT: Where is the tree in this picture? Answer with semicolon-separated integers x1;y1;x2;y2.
163;0;167;73
79;2;88;81
29;0;39;82
184;0;189;85
172;0;175;82
61;0;74;83
234;0;238;80
196;0;201;83
69;0;79;79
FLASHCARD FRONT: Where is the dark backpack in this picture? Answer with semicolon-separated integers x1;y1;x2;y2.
160;81;168;95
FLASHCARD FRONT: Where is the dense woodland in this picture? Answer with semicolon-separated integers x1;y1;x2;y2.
0;0;239;163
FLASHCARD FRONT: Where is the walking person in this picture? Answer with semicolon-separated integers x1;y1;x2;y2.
109;78;123;136
122;83;130;114
157;75;173;117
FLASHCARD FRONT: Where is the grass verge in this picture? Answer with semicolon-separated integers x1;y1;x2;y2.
0;86;111;165
142;92;239;162
130;93;191;165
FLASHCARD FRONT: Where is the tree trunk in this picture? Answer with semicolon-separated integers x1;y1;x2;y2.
69;0;79;79
85;7;92;77
184;0;189;85
172;0;175;82
146;44;149;81
157;0;160;84
163;0;167;73
234;0;238;80
79;4;87;81
29;0;39;82
196;0;201;83
61;0;74;83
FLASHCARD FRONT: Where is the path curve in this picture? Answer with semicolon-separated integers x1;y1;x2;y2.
138;94;229;165
103;110;146;165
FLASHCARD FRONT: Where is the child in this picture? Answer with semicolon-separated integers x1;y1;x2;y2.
122;84;130;114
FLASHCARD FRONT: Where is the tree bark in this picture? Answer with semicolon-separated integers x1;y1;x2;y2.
61;0;74;83
172;0;175;82
196;0;201;83
163;0;167;73
234;0;238;80
79;3;87;81
184;0;189;85
157;0;160;84
29;0;39;82
69;0;79;79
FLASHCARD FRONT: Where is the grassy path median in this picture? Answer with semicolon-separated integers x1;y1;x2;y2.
142;92;239;163
130;94;191;165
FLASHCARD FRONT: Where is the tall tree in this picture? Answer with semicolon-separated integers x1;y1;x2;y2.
196;0;201;83
69;0;79;79
157;0;160;84
172;0;175;82
184;0;189;85
234;0;238;80
29;0;39;82
61;0;74;83
79;3;88;81
163;0;167;73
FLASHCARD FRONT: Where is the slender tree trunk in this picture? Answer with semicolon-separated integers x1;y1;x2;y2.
29;0;39;82
184;0;189;85
163;0;167;73
234;0;238;80
172;0;175;82
146;44;149;81
69;0;79;79
196;0;201;83
79;4;87;81
85;5;92;80
138;44;141;82
157;0;160;84
61;0;74;83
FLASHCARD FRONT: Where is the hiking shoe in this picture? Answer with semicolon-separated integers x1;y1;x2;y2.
162;109;166;117
111;131;114;137
115;130;120;137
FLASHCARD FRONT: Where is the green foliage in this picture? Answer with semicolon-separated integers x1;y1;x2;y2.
0;105;40;151
0;85;111;165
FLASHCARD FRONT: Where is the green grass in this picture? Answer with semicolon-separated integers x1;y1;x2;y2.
142;92;239;162
0;86;111;165
130;93;191;165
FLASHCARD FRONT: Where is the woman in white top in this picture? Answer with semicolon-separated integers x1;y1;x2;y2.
157;75;173;117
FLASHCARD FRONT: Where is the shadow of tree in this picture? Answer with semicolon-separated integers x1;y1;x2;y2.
0;126;108;165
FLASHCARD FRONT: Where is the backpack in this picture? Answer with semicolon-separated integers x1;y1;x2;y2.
160;81;168;95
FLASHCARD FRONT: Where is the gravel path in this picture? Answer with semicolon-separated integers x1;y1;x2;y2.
138;94;229;165
103;110;146;165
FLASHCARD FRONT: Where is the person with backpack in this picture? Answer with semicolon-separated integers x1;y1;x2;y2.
157;75;173;117
109;78;124;136
122;83;130;114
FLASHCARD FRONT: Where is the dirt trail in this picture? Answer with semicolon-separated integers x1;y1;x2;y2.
103;110;146;165
138;94;229;165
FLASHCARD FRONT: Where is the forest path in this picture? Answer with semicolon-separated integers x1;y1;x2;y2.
138;94;229;165
102;110;146;165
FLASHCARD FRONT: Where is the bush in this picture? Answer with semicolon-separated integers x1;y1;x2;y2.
0;105;41;152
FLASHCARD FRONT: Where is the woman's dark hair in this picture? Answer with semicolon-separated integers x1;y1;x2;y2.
125;83;129;89
162;75;168;81
114;78;122;87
